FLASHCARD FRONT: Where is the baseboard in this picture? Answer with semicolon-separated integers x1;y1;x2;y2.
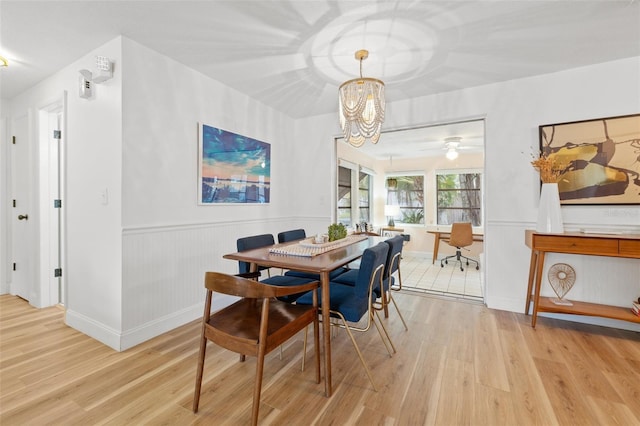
120;293;238;351
66;294;239;351
65;309;122;351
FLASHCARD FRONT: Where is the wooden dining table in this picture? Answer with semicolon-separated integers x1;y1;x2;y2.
223;235;384;397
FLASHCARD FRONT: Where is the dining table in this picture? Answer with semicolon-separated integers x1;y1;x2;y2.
223;234;384;398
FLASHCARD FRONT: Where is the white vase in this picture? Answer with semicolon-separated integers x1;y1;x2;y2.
536;183;564;233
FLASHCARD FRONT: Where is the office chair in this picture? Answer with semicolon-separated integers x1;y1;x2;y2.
440;222;479;271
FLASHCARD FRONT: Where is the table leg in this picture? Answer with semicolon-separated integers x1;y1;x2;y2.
320;270;332;397
531;251;545;328
432;233;441;264
525;249;538;315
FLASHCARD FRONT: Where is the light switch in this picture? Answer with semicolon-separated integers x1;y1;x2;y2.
101;188;109;205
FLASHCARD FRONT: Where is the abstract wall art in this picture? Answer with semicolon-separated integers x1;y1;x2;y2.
198;123;271;204
539;114;640;205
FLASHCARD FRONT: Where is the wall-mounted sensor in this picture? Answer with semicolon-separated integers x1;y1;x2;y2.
79;69;93;99
93;56;113;83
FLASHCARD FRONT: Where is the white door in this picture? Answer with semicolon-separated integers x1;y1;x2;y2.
10;114;33;301
42;107;63;305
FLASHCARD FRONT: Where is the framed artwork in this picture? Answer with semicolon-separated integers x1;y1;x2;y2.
198;123;271;204
539;114;640;205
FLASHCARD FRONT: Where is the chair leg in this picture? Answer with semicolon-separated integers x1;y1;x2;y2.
388;292;409;331
371;310;396;356
391;269;403;291
251;346;267;426
339;321;378;391
192;336;208;413
313;315;321;384
301;325;308;372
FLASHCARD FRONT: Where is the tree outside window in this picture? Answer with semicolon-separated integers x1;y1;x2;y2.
437;172;482;226
386;175;424;224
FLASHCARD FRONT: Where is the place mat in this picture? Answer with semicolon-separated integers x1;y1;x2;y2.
269;234;368;257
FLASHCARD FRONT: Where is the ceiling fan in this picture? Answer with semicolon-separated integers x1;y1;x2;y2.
444;136;462;160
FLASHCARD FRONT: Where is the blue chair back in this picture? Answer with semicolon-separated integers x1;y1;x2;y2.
277;229;306;243
383;235;404;289
236;234;275;274
354;242;389;299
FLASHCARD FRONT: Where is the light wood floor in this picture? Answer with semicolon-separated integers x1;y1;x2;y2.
1;293;639;425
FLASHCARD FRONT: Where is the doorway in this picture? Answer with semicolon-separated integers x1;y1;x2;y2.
9;94;66;308
335;118;486;302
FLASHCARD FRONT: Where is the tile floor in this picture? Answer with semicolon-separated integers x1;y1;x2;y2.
398;253;484;302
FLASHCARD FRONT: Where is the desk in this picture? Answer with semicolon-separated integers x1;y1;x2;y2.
223;236;383;397
380;227;404;236
427;230;484;264
525;230;640;327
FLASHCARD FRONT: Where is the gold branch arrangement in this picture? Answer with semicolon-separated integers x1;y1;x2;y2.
531;151;566;184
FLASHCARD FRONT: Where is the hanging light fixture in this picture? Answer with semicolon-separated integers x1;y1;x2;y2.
339;49;385;147
445;137;461;160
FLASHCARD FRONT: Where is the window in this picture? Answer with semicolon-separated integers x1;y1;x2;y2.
436;172;482;226
338;161;372;226
337;162;372;227
386;175;424;224
358;172;370;223
337;166;352;225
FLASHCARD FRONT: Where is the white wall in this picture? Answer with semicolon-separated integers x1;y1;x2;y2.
3;36;638;350
398;58;640;330
297;57;640;331
119;38;330;349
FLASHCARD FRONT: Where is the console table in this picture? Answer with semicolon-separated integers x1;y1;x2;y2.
525;230;640;327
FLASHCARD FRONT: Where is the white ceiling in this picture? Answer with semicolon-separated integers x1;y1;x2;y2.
2;1;639;157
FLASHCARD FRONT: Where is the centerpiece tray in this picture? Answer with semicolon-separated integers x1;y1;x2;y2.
299;237;347;249
269;235;368;257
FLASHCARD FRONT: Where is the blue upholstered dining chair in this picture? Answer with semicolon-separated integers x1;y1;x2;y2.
333;235;408;330
236;234;316;303
380;236;409;329
277;229;348;281
277;228;306;243
296;242;395;391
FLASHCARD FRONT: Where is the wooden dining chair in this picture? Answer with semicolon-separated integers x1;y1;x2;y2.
193;272;320;426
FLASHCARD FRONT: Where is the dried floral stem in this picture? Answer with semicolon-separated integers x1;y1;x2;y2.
531;151;566;183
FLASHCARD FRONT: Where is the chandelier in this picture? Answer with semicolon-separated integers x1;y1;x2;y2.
338;50;385;147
